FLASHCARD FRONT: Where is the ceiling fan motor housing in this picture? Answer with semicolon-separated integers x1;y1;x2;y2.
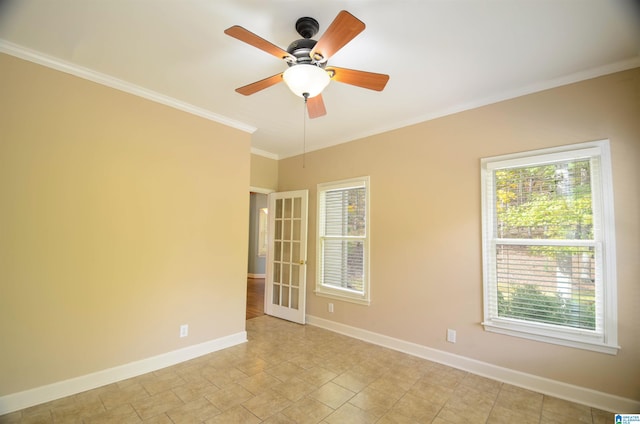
287;38;321;66
286;17;325;68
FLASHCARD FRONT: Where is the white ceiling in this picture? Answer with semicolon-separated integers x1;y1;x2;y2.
1;0;639;159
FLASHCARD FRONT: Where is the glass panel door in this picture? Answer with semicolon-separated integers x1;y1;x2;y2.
265;190;308;324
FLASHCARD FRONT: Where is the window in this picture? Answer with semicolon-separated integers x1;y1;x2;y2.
258;207;268;257
481;140;618;354
316;177;370;304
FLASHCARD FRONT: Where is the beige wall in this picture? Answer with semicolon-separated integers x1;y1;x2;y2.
0;54;251;396
278;68;640;400
250;153;278;191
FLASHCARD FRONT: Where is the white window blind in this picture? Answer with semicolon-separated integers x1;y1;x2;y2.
317;177;370;304
481;141;618;354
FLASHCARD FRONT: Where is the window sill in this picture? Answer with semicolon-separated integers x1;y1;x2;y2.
314;290;371;306
482;320;620;355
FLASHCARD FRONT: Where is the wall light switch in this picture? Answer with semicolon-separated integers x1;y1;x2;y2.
328;303;334;313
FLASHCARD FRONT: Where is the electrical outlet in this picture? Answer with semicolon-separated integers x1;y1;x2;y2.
447;329;456;343
328;303;334;313
180;324;189;338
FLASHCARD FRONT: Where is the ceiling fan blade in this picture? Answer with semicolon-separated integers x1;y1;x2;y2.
225;25;295;62
326;67;389;91
235;73;283;96
310;10;365;62
307;94;327;119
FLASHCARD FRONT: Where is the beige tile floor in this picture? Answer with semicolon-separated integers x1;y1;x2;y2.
1;315;613;423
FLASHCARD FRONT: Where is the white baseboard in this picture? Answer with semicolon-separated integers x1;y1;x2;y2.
306;315;639;413
0;331;247;415
247;273;266;279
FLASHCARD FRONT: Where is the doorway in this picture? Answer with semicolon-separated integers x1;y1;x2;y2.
247;192;268;320
246;189;309;324
264;190;309;324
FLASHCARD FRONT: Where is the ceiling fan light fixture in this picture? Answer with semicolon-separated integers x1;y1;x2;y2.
282;64;330;98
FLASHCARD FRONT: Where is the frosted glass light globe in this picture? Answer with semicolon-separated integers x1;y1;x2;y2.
283;64;330;98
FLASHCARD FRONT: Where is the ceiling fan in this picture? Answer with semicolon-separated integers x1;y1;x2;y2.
224;10;389;119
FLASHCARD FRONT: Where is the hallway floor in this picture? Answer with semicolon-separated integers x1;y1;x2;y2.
246;277;265;320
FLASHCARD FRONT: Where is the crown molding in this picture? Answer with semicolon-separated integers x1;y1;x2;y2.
278;56;640;160
0;39;257;135
250;147;279;160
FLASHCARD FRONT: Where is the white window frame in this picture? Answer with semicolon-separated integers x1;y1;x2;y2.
481;140;619;354
316;176;371;305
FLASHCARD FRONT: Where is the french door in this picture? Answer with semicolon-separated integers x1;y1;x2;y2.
265;190;308;324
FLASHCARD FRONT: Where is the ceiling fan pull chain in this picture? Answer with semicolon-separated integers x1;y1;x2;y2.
302;93;309;168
